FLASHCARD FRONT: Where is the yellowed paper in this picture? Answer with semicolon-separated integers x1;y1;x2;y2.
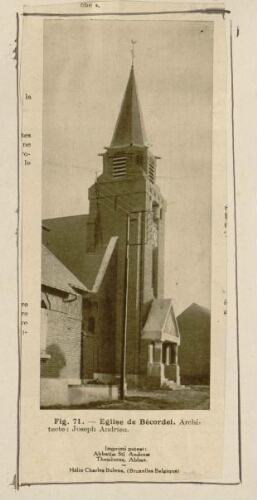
0;0;256;498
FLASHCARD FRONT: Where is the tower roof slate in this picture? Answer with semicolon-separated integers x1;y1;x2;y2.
110;66;148;148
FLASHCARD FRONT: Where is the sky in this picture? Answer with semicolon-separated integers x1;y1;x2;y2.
42;19;213;315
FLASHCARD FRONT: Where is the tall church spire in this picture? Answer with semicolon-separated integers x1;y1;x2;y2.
110;66;148;148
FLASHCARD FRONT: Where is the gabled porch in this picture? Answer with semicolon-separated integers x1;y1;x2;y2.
142;298;180;388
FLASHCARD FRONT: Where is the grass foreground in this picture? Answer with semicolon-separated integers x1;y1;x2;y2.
42;385;210;410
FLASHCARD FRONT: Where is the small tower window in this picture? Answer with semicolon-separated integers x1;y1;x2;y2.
148;157;156;184
88;317;95;334
113;155;126;177
152;246;158;298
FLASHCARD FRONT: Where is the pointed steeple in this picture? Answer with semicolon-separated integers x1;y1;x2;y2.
110;66;148;148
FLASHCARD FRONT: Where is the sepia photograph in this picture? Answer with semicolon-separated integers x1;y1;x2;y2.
40;19;213;410
1;0;256;492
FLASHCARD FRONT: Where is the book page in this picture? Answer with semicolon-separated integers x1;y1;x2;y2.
0;0;255;498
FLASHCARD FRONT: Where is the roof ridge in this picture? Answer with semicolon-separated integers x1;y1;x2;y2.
42;244;88;293
177;302;211;318
91;236;118;293
43;214;88;222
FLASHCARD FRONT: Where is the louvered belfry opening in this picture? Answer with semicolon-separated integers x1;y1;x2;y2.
148;157;156;184
113;154;126;177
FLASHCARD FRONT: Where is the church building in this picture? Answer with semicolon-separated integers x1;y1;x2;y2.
42;64;180;389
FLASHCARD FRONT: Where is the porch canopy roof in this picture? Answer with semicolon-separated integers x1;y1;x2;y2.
142;298;180;344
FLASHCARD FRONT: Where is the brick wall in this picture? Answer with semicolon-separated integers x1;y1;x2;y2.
87;150;166;379
41;288;82;380
81;248;117;378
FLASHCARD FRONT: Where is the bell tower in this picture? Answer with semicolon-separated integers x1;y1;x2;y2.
86;64;167;383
